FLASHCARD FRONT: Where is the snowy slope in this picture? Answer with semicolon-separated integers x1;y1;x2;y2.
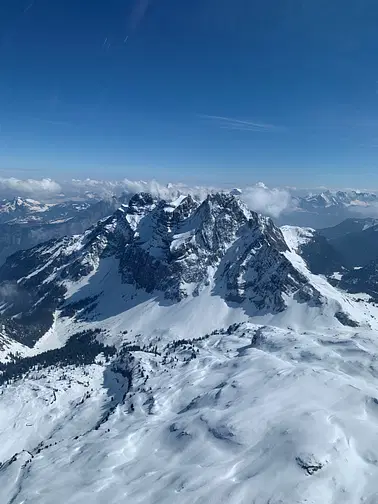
0;330;31;362
2;323;378;503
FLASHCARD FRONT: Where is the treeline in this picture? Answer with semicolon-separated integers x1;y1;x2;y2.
164;334;209;351
0;329;115;385
123;342;161;356
60;295;100;318
0;282;67;347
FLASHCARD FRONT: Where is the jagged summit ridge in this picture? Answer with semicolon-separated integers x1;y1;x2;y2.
74;191;309;302
0;191;322;348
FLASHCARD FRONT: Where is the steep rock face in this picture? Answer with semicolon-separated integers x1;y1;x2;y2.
118;193;309;305
215;215;308;311
0;236;82;346
120;193;249;298
0;192;321;346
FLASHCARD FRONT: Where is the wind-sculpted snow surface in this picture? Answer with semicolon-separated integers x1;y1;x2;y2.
2;324;378;503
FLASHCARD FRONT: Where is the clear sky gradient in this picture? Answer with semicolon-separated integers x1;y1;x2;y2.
1;0;378;186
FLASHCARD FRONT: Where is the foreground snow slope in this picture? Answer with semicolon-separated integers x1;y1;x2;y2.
2;323;378;503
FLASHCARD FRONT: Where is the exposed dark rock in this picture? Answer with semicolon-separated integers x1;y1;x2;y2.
335;311;359;328
296;454;324;475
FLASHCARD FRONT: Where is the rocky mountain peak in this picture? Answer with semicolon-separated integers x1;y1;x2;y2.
128;192;155;209
0;191;328;347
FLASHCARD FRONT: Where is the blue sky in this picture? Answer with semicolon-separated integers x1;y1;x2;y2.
1;0;378;186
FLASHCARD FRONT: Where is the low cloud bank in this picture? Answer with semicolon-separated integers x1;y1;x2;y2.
0;178;62;199
0;177;295;218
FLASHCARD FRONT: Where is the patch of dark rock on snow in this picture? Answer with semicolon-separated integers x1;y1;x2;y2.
178;396;202;414
142;395;155;415
250;327;282;352
169;423;192;439
335;311;359;327
294;285;323;307
296;454;325;475
199;416;241;447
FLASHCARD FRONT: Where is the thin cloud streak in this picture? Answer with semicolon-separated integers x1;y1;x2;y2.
199;114;282;132
126;0;152;38
24;2;34;14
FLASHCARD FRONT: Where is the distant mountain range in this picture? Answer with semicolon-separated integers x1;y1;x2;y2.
279;189;378;228
0;196;125;266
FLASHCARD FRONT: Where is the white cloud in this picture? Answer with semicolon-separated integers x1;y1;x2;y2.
0;178;62;199
61;178;215;201
0;177;293;218
62;180;294;217
0;282;20;304
240;184;293;218
0;177;215;202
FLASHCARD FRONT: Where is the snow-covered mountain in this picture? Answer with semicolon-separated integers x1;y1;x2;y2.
0;192;365;350
2;187;378;268
1;192;378;503
290;218;378;301
0;195;123;226
299;190;378;210
280;190;378;228
0;197;51;223
0;197;123;267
